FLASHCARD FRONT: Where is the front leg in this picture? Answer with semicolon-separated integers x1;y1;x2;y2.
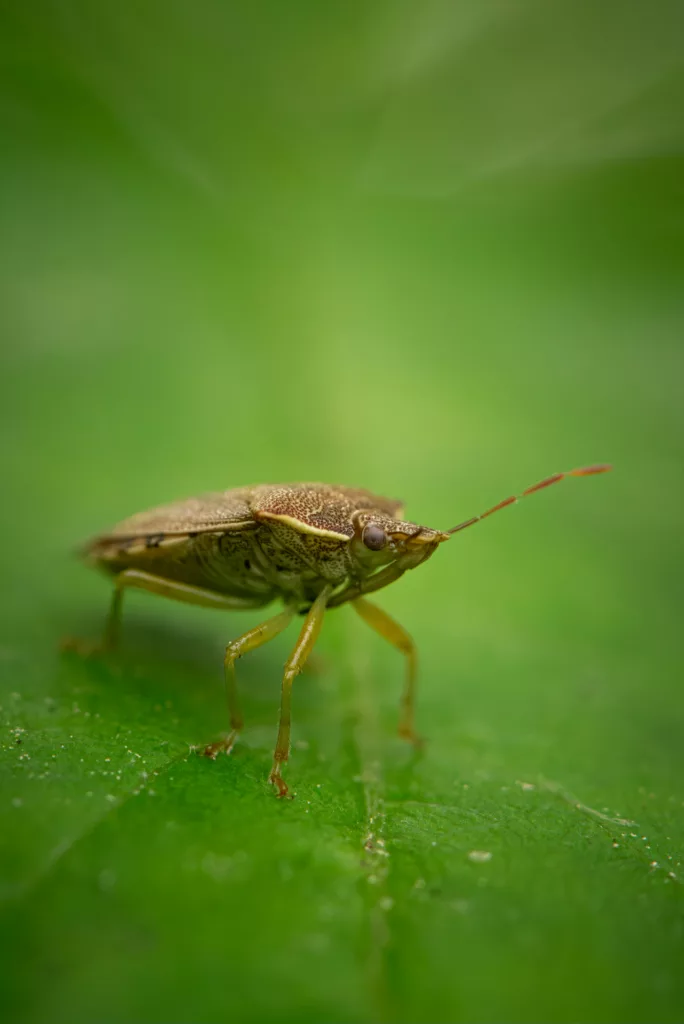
352;596;422;747
326;562;406;609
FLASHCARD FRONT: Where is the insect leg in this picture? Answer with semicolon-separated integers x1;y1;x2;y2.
102;570;262;649
352;597;422;747
269;585;333;798
203;605;296;759
327;562;406;608
103;585;124;650
62;569;264;655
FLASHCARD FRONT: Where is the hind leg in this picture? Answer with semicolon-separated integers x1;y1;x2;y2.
63;569;261;655
63;573;270;749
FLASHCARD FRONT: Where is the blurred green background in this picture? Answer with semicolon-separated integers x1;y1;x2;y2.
1;2;683;1022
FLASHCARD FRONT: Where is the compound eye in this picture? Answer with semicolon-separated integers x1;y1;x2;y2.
362;523;387;551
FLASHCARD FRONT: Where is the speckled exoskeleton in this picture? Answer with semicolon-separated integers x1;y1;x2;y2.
70;467;610;797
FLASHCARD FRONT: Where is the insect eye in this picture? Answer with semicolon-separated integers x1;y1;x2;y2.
362;524;387;551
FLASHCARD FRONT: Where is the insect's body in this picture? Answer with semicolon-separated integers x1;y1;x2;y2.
87;484;447;612
71;468;611;797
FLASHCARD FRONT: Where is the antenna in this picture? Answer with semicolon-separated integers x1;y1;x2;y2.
448;465;612;535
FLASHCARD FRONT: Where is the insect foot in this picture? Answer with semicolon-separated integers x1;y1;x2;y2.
397;722;426;750
202;731;239;759
268;761;292;799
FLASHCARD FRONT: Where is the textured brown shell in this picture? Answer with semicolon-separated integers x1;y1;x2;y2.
90;483;404;544
250;484;404;539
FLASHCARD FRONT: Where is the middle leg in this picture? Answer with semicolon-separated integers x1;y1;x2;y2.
269;585;332;797
204;604;297;758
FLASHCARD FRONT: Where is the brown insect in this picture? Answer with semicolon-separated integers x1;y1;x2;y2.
70;466;611;797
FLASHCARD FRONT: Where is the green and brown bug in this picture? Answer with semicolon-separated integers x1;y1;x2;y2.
69;466;611;797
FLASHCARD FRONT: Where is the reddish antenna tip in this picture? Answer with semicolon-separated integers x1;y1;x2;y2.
569;464;613;476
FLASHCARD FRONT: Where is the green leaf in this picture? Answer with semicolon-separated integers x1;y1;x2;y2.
1;2;683;1022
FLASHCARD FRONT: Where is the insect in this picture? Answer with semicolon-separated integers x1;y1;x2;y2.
69;466;611;797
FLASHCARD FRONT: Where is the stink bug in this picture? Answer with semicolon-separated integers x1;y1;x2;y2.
69;466;611;797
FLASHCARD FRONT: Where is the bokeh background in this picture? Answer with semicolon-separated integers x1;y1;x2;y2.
1;2;683;1022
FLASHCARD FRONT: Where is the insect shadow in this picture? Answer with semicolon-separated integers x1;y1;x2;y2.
58;606;323;739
